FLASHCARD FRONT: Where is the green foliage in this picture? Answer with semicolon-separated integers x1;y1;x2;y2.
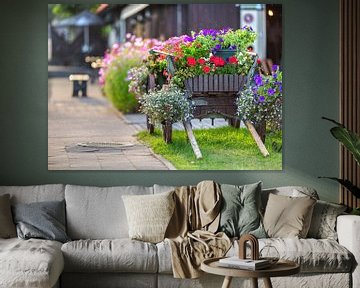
237;66;282;131
320;117;360;200
50;4;100;18
137;127;282;170
322;117;360;165
222;26;257;51
139;85;191;124
103;58;140;113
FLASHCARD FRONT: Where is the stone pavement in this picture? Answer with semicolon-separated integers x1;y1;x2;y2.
48;77;175;170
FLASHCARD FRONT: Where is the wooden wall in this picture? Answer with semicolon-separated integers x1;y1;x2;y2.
186;4;240;33
340;0;360;208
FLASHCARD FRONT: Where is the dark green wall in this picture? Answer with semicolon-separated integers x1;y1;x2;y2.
0;0;340;202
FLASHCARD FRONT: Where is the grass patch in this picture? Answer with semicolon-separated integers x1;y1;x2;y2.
137;126;282;170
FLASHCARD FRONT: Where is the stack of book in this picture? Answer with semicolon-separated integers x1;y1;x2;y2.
218;257;271;270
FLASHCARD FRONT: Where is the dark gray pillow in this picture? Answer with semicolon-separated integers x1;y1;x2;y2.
12;200;70;243
218;182;266;238
0;194;16;238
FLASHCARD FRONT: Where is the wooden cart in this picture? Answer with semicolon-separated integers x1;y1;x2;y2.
147;53;269;159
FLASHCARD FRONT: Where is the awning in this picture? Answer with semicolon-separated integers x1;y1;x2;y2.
120;4;149;20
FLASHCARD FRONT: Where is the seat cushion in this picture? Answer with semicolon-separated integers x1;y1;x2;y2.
61;239;158;273
157;238;353;274
0;238;64;288
228;238;354;273
65;185;153;239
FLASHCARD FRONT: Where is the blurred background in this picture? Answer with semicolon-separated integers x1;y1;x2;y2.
48;4;282;69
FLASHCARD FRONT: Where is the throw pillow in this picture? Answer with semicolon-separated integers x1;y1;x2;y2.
12;200;70;243
0;194;16;238
263;193;316;238
122;190;175;243
218;182;266;238
307;200;347;240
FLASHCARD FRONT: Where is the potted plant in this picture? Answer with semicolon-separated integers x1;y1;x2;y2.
320;117;360;215
237;65;283;143
147;27;257;88
139;85;191;143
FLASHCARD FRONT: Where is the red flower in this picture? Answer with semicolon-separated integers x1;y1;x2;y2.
187;57;197;66
228;56;238;64
210;56;225;67
257;58;262;65
198;58;206;65
202;66;211;73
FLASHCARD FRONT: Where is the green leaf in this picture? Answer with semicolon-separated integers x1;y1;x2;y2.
322;117;360;165
318;177;360;199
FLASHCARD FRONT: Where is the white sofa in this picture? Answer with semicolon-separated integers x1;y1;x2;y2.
0;184;358;288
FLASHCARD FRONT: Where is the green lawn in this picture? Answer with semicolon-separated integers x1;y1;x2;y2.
137;126;282;170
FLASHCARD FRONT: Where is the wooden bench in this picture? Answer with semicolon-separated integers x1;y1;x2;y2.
69;74;89;97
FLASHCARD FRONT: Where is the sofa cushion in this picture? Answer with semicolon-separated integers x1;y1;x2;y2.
261;186;319;213
307;200;347;240
61;239;158;273
158;237;353;274
122;191;175;243
0;194;16;238
65;185;153;239
218;182;266;238
12;200;70;243
263;193;316;238
0;238;64;288
0;184;65;204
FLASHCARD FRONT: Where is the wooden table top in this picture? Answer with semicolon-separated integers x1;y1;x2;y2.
201;257;300;278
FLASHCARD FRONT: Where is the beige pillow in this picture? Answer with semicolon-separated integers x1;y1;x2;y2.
263;193;316;238
0;194;16;238
122;191;175;243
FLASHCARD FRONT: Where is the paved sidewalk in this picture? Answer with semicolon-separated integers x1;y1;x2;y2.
48;78;175;170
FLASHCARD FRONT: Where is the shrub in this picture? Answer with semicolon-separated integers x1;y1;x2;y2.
139;85;191;125
99;35;161;113
237;65;282;131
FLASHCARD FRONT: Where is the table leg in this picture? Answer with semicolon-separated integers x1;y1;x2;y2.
251;278;258;288
263;277;273;288
221;276;232;288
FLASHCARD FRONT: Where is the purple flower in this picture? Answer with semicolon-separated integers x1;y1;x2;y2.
279;85;283;93
242;25;253;31
273;73;277;79
218;38;224;43
258;96;265;103
252;86;258;93
254;74;263;86
272;65;279;71
268;88;275;95
215;44;221;50
229;45;236;50
184;35;195;42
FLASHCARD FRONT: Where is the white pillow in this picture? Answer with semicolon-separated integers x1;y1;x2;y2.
122;191;175;243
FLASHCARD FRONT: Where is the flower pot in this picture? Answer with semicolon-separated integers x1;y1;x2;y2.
214;49;236;61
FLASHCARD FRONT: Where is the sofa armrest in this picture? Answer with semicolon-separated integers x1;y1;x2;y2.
337;215;360;288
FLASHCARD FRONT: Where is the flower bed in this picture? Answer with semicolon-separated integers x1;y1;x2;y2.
99;35;161;113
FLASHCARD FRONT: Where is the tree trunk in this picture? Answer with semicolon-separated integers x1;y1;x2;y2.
146;116;155;134
162;121;172;144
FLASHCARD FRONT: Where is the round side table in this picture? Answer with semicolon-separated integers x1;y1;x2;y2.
201;257;300;288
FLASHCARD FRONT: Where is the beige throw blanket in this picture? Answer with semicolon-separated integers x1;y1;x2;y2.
165;181;231;278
